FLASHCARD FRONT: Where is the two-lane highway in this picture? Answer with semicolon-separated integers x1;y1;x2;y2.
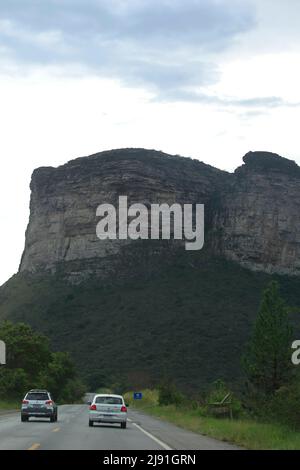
0;405;239;450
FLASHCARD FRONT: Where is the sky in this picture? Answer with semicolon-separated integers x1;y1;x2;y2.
1;0;300;285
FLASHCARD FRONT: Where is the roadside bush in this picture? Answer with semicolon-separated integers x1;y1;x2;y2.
58;378;87;404
39;351;79;402
158;381;184;407
266;375;300;430
124;389;158;408
0;368;29;399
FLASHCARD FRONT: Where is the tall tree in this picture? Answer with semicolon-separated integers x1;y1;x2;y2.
0;321;86;401
0;321;50;379
243;281;293;395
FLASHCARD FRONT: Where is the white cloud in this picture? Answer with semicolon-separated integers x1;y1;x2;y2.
0;0;255;99
213;53;300;104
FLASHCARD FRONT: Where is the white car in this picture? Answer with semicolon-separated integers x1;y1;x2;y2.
89;394;128;428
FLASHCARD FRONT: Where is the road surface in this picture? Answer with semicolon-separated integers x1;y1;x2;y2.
0;405;239;450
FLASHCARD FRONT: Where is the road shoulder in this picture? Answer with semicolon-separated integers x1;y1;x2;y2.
128;408;241;450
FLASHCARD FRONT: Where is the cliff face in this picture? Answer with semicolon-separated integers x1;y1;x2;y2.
19;148;226;282
19;148;300;281
212;151;300;275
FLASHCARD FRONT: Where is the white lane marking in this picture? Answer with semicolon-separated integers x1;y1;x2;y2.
132;422;172;450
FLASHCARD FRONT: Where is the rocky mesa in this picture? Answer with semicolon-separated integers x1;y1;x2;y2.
19;148;300;282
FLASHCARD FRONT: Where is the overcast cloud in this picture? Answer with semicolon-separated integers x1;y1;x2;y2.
0;0;257;101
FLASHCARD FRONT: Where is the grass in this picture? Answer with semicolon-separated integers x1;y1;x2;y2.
124;390;300;450
0;400;19;412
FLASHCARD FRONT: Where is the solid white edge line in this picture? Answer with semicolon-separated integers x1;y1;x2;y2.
132;422;172;450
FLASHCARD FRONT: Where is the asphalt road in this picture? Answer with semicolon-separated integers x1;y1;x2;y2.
0;405;239;450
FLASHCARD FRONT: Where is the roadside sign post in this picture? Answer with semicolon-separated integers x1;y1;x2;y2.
133;392;143;400
0;340;6;365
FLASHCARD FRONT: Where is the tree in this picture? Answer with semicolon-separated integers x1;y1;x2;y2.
158;378;184;406
0;368;29;399
0;321;50;380
39;351;83;402
243;281;293;395
0;321;86;402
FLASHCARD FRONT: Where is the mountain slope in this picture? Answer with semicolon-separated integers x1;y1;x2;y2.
1;249;300;391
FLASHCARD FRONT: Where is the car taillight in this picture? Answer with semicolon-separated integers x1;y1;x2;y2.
22;400;29;404
121;406;127;413
45;400;53;405
89;404;97;411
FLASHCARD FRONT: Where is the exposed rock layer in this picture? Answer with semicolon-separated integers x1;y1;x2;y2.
19;148;300;281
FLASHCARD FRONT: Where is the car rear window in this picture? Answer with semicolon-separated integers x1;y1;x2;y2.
26;393;49;401
95;396;123;405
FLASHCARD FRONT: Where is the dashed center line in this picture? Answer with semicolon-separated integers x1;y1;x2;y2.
28;443;40;451
52;427;60;433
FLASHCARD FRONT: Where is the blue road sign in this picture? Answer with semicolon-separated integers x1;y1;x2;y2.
133;392;143;400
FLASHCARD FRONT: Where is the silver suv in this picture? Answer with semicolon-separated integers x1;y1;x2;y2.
21;389;58;422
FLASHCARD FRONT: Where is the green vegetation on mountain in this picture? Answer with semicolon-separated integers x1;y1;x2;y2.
1;249;300;392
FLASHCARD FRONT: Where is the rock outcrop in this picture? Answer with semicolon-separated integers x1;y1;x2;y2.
212;151;300;275
19;148;226;282
19;148;300;281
